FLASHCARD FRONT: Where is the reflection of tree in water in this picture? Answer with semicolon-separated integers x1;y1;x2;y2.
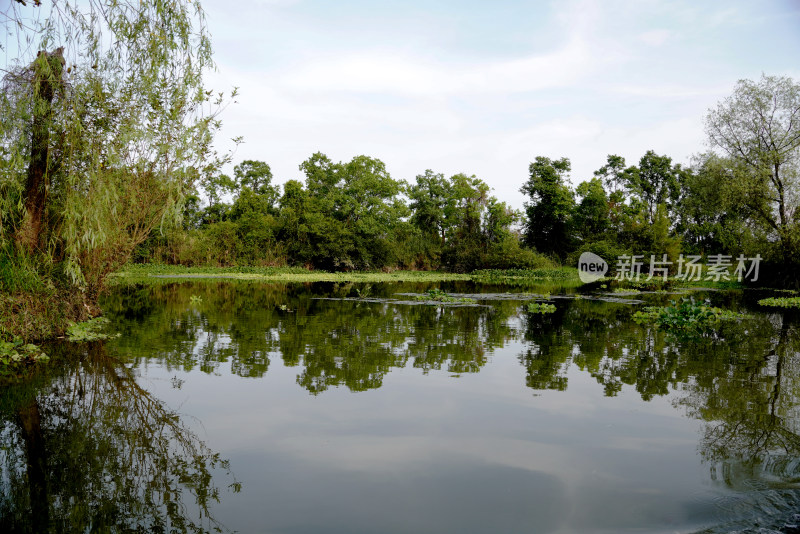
518;298;785;400
0;342;238;533
678;315;800;483
521;297;800;499
108;282;800;466
100;282;800;529
107;283;294;377
282;300;520;393
519;299;648;394
105;282;522;394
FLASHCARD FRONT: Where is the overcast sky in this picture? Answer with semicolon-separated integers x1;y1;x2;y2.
199;0;800;208
4;0;800;209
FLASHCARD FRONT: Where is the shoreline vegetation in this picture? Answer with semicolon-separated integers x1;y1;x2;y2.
0;260;753;354
109;264;579;284
110;263;750;289
0;259;791;381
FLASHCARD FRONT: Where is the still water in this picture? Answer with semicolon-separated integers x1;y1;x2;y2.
2;281;800;533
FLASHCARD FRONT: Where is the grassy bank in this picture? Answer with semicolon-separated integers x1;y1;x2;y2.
110;264;581;285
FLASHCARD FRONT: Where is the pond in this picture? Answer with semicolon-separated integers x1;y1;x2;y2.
2;280;800;533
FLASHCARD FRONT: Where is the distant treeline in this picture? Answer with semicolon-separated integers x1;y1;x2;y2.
136;154;546;272
136;139;798;283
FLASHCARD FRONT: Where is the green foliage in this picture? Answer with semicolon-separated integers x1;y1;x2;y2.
233;160;279;204
612;287;640;294
0;337;49;376
633;299;742;334
758;296;800;308
677;153;761;257
526;302;556;314
521;156;575;258
566;239;629;271
625;151;682;224
0;248;48;293
574;178;610;242
66;317;117;342
124;101;800;288
287;152;406;270
0;0;234;339
471;268;578;282
111;264;473;284
413;288;476;304
0;287;87;342
615;277;671;291
408;169;450;254
593;154;627;194
484;235;556;270
705;74;800;263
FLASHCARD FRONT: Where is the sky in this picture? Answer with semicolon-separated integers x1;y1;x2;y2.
4;0;800;209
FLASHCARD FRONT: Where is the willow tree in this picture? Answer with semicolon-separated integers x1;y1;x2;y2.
705;75;800;263
1;0;230;305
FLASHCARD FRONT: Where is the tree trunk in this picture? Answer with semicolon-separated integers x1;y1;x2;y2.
16;48;64;255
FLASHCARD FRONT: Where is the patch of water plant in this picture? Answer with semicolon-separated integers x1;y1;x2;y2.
0;337;49;371
471;268;578;281
354;286;372;299
527;302;556;314
633;298;742;334
413;289;477;304
612;287;641;294
190;295;203;305
67;317;120;342
758;296;800;308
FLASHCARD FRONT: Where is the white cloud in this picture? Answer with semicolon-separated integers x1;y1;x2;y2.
607;82;726;99
637;29;672;46
200;0;800;212
282;35;593;97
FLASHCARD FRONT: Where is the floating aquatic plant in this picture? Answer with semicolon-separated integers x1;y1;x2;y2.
413;289;476;304
633;298;742;334
67;317;119;342
527;302;556;314
758;296;800;308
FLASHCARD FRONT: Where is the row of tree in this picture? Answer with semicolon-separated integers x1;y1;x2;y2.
522;75;800;280
139;153;539;272
138;71;800;281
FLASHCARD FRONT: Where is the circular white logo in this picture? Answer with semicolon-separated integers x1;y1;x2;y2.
578;252;608;283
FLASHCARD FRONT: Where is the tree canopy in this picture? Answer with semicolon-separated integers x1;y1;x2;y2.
705;74;800;262
1;0;230;300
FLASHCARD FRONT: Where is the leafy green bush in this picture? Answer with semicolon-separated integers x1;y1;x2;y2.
0;289;87;342
614;277;673;291
757;296;800;308
485;236;558;270
633;299;742;334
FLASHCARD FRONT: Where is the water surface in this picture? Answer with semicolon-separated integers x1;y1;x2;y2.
2;281;800;533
